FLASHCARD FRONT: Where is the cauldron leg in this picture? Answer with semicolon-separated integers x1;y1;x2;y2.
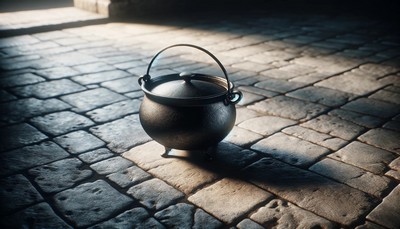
162;147;172;158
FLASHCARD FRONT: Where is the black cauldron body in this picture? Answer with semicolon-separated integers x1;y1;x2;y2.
138;44;242;151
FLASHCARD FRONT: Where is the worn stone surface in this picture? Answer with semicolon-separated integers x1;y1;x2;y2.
235;107;261;124
54;130;105;154
250;199;335;228
255;78;307;93
154;203;194;228
367;185;400;229
383;120;400;131
31;111;94;136
90;156;133;175
78;148;114;164
238;90;265;106
369;89;400;105
0;174;43;214
188;178;273;224
101;77;141;93
127;178;184;210
251;133;330;167
0;123;48;152
193;209;223;229
107;166;151;188
342;98;400;118
86;99;141;123
29;158;93;193
287;86;354;107
328;109;384;128
238;115;297;136
213;143;259;170
224;126;263;147
72;70;130;85
358;128;400;154
237;219;264;229
36;66;80;79
0;72;45;87
122;141;171;170
329;141;396;174
54;180;133;227
73;62;115;74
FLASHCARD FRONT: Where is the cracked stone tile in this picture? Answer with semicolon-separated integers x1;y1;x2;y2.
369;89;400;105
367;185;400;229
54;130;105;154
358;128;400;154
78;148;114;164
90;156;133;175
107;166;151;188
328;109;385;128
0;123;47;152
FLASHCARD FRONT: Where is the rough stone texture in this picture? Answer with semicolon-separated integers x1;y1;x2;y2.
251;133;330;167
0;174;43;214
90;156;133;175
383;120;400;131
0;72;45;87
107;166;151;188
369;89;400;105
36;66;80;79
367;185;400;229
73;62;115;74
101;77;141;93
238;85;279;97
49;52;99;67
237;219;264;229
329;109;384;128
248;96;328;121
358;128;400;154
355;221;387;229
29;158;93;193
61;88;127;112
238;91;265;106
301;114;365;140
188;178;273;224
250;199;335;228
310;158;391;197
31;111;94;136
89;207;164;229
0;123;47;152
287;86;354;107
54;180;133;227
224;126;263;147
213;143;259;170
255;78;307;93
72;70;130;85
243;158;378;226
127;178;184;210
154;203;194;228
282;125;347;151
329;141;396;174
235;107;261;124
0;203;72;229
238;115;297;136
78;148;114;164
90;115;151;153
54;130;105;154
341;98;400;118
193;209;223;229
86;99;141;123
123;141;171;170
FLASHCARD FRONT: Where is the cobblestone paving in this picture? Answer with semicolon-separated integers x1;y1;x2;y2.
0;6;399;229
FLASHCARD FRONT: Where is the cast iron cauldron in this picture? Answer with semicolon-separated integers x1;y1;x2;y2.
138;44;242;156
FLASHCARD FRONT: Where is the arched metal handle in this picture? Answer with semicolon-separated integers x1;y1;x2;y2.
139;44;241;104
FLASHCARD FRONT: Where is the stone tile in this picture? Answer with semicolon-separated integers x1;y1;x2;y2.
124;90;144;99
235;107;261;124
0;202;71;229
29;158;93;193
355;221;387;229
301;114;365;140
342;98;400;118
248;96;328;121
89;207;164;229
260;64;315;80
255;78;307;93
122;141;167;170
358;128;400;154
101;77;141;93
238;115;297;136
193;209;223;229
251;133;330;167
107;166;151;188
86;99;141;123
91;115;151;153
90;156;133;175
36;66;80;79
0;58;60;70
0;123;47;152
383;120;400;131
127;178;184;210
224;126;263;147
231;61;272;72
0;35;40;48
367;185;400;229
310;158;391;197
78;148;114;164
53;180;133;228
72;62;116;74
238;91;265;106
389;157;400;171
31;111;94;136
238;85;279;98
237;219;264;229
328;109;385;128
54;130;105;154
61;88;127;112
188;178;273;224
243;158;378;226
0;141;69;176
0;98;71;124
287;86;355;107
358;63;399;78
329;141;396;174
0;72;45;87
250;199;335;228
49;52;99;66
72;70;130;85
154;203;194;228
213;143;259;170
11;79;86;98
369;89;400;105
282;125;347;151
0;90;16;102
0;174;43;214
100;55;141;65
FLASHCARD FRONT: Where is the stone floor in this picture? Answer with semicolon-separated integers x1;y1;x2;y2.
0;4;399;229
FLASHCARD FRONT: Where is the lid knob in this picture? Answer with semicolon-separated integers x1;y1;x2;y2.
179;72;194;83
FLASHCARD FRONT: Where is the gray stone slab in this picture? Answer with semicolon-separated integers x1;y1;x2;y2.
61;88;127;112
29;158;93;193
342;98;400;118
0;123;47;152
0;35;40;48
0;72;45;87
31;111;94;136
193;209;223;229
49;52;99;66
107;166;151;188
36;66;80;79
328;109;384;128
154;203;194;228
243;158;378;226
223;126;263;147
248;96;328;121
78;148;114;164
127;178;184;210
0;202;71;229
238;91;265;106
235;107;261;124
90;156;133;175
54;130;105;154
383;120;400;131
238;85;279;97
358;128;400;154
72;70;130;85
0;141;69;176
251;132;330;167
53;180;133;228
250;199;335;228
254;78;307;93
0;90;16;102
0;174;43;214
72;62;115;74
213;143;259;170
287;86;355;107
90;115;151;153
101;77;141;93
86;99;141;123
11;79;86;98
370;89;400;105
89;207;164;229
237;219;264;229
238;115;297;136
367;185;400;229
